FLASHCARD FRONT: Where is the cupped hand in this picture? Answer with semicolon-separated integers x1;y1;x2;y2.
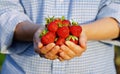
33;28;60;60
58;31;87;61
33;26;87;61
40;43;60;60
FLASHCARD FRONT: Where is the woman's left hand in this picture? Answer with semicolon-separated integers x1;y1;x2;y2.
58;31;87;61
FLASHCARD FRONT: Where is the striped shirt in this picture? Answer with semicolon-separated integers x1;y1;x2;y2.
0;0;120;74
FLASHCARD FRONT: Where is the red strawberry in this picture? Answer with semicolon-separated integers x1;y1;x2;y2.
54;18;62;25
57;26;69;38
66;35;79;44
62;20;70;26
70;25;82;37
47;22;58;33
41;31;56;45
69;21;82;37
56;37;65;46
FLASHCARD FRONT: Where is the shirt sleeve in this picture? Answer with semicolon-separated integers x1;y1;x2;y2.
97;0;120;23
96;0;120;46
0;0;32;54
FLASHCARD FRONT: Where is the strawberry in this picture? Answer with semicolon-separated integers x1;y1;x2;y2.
62;20;70;26
70;25;82;37
57;26;69;38
70;21;82;37
56;37;65;46
47;21;58;32
54;18;62;25
40;16;82;46
41;31;56;45
66;35;79;44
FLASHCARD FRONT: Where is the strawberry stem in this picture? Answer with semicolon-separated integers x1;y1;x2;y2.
72;19;78;26
45;16;55;24
66;35;78;41
61;16;65;21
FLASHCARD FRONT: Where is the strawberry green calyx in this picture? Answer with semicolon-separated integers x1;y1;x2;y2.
71;19;79;26
58;23;63;27
66;35;78;41
54;16;65;27
54;37;58;42
66;35;79;44
45;16;55;24
61;16;65;21
58;16;70;27
39;28;48;38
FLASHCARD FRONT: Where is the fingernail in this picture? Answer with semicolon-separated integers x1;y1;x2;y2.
65;41;70;45
38;42;43;48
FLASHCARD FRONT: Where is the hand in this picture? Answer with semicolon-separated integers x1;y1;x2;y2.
58;31;87;61
33;28;60;60
39;43;60;60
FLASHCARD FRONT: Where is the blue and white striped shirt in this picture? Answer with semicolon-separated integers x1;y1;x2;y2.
0;0;120;74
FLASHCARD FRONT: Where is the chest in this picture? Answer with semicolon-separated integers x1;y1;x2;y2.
21;0;101;24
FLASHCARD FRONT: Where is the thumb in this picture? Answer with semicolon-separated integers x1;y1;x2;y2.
38;42;43;48
79;31;87;49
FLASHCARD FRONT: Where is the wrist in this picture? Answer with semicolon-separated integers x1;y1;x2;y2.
14;21;41;41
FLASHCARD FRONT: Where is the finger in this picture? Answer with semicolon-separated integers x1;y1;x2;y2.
57;49;63;56
45;53;58;60
65;41;83;56
46;43;55;50
79;32;87;51
61;45;76;58
58;49;63;53
33;39;41;54
34;31;41;43
40;43;55;54
45;46;60;60
34;27;45;47
38;42;43;49
58;57;64;62
33;38;39;50
33;36;42;52
34;42;39;53
48;46;60;55
59;52;71;60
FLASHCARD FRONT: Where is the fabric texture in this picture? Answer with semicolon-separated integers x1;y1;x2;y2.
0;0;120;74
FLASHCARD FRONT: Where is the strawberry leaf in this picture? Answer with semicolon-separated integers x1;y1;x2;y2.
39;28;48;38
61;16;65;21
66;35;78;41
72;19;78;26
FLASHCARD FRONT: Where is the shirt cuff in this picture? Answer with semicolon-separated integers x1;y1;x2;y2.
0;10;32;54
100;40;120;46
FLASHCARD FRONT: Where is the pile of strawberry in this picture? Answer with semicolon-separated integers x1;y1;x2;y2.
40;16;82;46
